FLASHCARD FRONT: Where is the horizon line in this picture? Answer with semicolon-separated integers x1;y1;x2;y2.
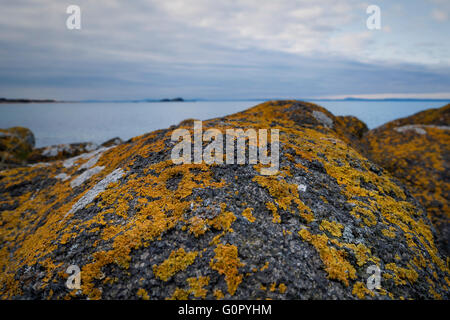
1;97;450;103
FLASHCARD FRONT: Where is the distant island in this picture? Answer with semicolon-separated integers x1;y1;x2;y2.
0;98;57;103
159;97;184;102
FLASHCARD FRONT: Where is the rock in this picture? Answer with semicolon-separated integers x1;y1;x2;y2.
160;97;184;102
27;142;100;163
28;138;122;163
255;101;368;147
0;127;35;168
335;115;369;140
0;100;448;300
101;137;123;148
361;104;450;256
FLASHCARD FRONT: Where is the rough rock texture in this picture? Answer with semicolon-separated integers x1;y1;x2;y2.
361;104;450;256
0;127;35;169
0;101;448;300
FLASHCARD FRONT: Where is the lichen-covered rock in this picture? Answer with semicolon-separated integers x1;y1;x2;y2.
101;137;123;148
362;104;450;256
0;101;448;300
0;127;35;169
28;138;123;163
261;101;368;146
27;142;99;163
335;115;369;142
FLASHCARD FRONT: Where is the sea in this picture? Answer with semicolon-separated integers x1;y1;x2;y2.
0;100;448;148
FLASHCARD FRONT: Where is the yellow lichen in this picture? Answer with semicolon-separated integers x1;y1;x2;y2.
188;216;208;237
153;248;198;281
210;244;244;295
137;288;150;300
167;288;190;300
213;289;224;300
242;208;256;223
187;276;210;298
298;229;356;286
266;202;280;223
385;263;419;285
352;281;375;299
319;220;344;237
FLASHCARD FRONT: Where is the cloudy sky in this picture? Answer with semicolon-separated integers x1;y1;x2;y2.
0;0;449;100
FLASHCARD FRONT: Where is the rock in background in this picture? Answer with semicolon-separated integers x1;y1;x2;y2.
27;138;123;163
0;127;35;169
361;104;450;256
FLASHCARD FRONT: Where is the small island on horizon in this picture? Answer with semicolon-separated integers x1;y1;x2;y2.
158;97;184;102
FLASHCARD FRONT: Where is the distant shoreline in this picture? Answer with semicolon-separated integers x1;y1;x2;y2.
1;97;449;104
0;97;188;104
0;98;58;104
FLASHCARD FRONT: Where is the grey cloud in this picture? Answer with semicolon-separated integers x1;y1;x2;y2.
0;0;449;99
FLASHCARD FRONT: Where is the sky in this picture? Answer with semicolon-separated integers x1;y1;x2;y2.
0;0;449;100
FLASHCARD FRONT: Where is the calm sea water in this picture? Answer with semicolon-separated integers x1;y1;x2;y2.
0;100;447;148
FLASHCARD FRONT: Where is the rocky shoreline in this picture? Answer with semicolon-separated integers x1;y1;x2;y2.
0;100;448;299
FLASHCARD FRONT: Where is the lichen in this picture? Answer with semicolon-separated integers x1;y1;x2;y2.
153;248;198;282
210;244;244;295
137;288;150;300
319;220;344;237
242;208;256;223
187;276;210;298
298;229;356;286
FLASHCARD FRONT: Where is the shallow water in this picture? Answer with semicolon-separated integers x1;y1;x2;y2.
0;100;447;147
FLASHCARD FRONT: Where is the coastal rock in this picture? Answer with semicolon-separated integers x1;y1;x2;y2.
0;127;35;168
362;104;450;255
28;142;100;163
0;101;448;300
335;115;369;142
28;138;123;163
101;137;123;148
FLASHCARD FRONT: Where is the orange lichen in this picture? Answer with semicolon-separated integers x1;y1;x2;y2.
298;229;356;286
188;216;208;237
385;263;419;285
168;288;190;300
153;248;198;281
254;175;314;223
187;276;210;298
260;261;269;271
382;227;397;239
319;220;344;237
210;244;244;295
209;204;236;231
352;282;375;299
242;208;256;223
266;202;280;223
137;288;150;300
269;282;277;292
213;289;224;300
